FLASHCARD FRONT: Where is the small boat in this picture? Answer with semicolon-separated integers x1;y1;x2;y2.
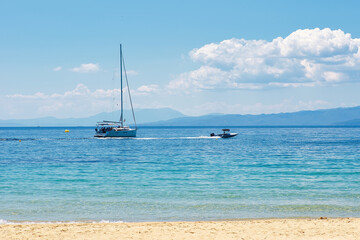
95;44;137;138
95;121;136;137
210;129;238;138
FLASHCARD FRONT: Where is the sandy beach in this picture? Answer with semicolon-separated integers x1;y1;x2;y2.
1;218;359;240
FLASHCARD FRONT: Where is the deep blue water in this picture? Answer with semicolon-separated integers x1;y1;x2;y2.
0;127;360;222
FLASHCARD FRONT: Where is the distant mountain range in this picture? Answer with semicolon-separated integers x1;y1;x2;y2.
143;106;360;126
2;106;360;127
0;108;185;127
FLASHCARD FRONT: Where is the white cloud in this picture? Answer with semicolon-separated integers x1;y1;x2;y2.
63;83;91;97
128;84;159;96
137;84;158;92
71;63;100;73
168;28;360;91
268;82;317;88
53;66;62;72
93;88;121;98
321;71;346;82
168;66;228;91
6;92;48;99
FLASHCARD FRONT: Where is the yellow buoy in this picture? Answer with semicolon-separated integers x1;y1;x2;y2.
19;140;21;142
65;129;69;133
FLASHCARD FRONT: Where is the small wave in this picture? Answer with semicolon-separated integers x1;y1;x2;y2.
0;219;9;224
0;219;124;225
96;220;124;223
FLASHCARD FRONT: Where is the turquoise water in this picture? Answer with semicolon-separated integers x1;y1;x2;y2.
1;127;360;222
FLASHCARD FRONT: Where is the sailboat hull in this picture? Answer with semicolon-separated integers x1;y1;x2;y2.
95;128;137;138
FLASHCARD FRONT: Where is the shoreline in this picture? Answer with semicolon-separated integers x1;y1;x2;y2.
0;216;354;224
1;218;359;240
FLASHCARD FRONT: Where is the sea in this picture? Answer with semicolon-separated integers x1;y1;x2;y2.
0;126;360;223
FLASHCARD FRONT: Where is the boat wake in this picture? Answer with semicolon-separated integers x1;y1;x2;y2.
135;136;219;140
179;136;218;139
95;136;218;140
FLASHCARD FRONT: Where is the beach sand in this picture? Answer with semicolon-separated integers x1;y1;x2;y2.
1;218;359;240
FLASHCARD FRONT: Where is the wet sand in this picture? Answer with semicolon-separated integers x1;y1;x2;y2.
1;218;359;240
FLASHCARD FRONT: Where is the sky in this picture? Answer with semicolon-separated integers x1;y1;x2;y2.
2;0;360;119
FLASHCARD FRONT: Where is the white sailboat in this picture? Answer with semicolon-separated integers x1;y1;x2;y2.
94;44;137;137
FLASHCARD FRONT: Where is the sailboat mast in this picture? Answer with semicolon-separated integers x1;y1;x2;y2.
120;44;123;127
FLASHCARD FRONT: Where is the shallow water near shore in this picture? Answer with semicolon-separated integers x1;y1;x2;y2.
1;127;360;222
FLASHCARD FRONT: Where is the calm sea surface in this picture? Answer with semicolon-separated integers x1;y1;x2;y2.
0;127;360;222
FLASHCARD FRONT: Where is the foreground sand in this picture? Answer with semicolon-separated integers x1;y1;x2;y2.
1;218;359;240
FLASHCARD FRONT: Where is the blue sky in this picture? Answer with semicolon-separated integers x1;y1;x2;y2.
2;0;360;119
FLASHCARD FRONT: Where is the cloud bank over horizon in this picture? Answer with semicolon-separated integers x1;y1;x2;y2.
4;84;118;118
3;84;166;118
168;28;360;91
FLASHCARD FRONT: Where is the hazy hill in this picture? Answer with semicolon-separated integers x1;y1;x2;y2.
0;108;185;127
336;118;360;126
144;106;360;126
3;106;360;127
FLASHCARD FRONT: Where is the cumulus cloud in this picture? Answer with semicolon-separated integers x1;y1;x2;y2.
71;63;100;73
168;28;360;91
132;84;159;95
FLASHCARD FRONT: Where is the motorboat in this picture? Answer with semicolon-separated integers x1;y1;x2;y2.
210;129;238;138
